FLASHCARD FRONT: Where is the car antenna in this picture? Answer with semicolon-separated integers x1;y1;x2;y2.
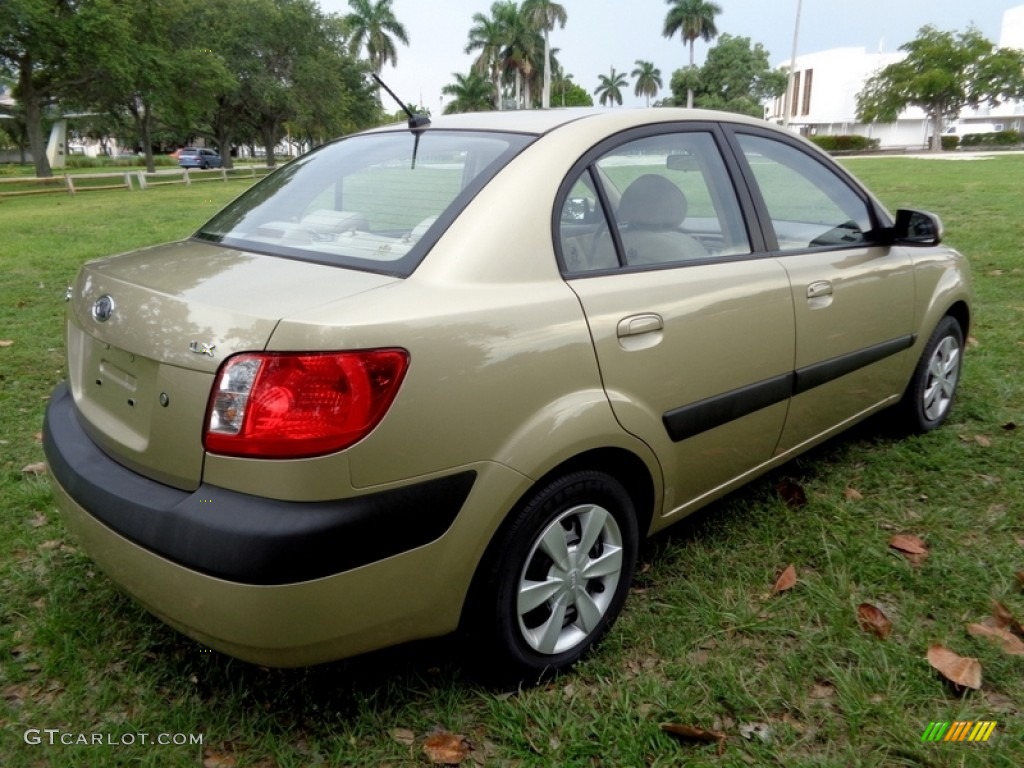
372;73;430;169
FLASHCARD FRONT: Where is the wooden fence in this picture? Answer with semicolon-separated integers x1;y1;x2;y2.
0;165;274;198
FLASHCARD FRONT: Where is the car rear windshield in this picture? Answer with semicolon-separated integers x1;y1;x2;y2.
195;130;535;277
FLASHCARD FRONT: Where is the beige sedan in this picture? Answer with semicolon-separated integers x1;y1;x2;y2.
44;108;971;682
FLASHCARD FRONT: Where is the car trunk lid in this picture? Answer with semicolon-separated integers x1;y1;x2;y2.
65;240;397;490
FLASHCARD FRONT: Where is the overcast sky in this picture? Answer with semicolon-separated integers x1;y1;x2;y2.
318;1;1021;110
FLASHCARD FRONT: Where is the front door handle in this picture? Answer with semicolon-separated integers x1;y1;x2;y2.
617;313;664;338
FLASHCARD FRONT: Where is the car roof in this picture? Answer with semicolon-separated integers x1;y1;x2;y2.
365;107;776;137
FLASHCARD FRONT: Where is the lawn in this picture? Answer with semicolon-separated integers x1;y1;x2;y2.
1;158;1022;767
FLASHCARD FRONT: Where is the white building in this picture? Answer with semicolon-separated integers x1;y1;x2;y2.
766;5;1024;148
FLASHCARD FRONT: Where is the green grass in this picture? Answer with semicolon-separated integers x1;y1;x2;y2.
2;158;1023;767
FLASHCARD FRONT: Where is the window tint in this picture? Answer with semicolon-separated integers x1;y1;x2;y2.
558;131;750;273
736;134;874;251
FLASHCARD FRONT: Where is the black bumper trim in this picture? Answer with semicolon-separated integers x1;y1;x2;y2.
43;383;475;585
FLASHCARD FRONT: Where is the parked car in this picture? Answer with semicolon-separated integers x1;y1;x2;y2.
177;146;222;169
45;108;971;681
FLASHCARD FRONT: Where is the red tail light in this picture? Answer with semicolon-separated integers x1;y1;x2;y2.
204;349;409;458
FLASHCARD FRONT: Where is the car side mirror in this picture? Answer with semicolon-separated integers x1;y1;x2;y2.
890;209;943;246
562;197;592;222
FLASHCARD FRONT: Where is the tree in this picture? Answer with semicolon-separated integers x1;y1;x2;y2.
669;34;786;117
466;7;506;109
442;71;496;114
0;0;125;177
71;0;233;173
344;0;409;75
551;67;592;107
857;25;1024;152
631;60;662;107
497;1;542;108
522;0;566;109
594;68;628;107
195;0;376;168
285;16;377;147
662;0;722;109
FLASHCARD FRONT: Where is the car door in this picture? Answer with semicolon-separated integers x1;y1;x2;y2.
727;130;915;454
557;127;796;522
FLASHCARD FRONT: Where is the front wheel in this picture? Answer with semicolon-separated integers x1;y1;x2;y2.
896;315;964;433
465;471;638;684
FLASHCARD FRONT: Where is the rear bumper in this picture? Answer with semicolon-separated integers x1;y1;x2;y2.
43;382;475;585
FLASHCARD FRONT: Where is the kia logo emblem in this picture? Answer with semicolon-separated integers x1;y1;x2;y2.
92;295;115;322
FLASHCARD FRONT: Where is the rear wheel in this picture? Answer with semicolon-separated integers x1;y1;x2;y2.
465;471;638;684
896;315;964;433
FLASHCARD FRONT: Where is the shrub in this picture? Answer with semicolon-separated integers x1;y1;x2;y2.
941;135;959;151
960;130;1022;147
65;154;180;168
66;156;102;168
809;134;880;152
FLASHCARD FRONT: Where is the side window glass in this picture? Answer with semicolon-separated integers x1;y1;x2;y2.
736;134;874;251
593;132;751;267
558;171;618;272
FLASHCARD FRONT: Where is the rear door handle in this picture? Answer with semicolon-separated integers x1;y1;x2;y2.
617;313;664;338
806;280;833;299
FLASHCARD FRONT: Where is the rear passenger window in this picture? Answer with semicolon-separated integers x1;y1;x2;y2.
558;132;750;273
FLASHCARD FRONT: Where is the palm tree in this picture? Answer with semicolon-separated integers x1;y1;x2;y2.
663;0;722;108
466;8;506;109
344;0;409;75
498;2;542;108
442;71;497;114
522;0;567;109
594;68;628;107
631;60;662;107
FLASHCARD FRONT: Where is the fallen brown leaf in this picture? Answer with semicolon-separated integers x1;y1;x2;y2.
391;728;416;746
966;621;1024;656
202;752;237;768
776;479;807;508
843;487;864;501
926;644;982;690
660;723;727;755
857;603;893;639
890;534;929;565
966;335;980;347
990;601;1024;637
1016;571;1024;587
809;682;836;699
0;339;14;347
1002;422;1017;431
423;732;470;766
21;462;47;475
772;564;798;594
974;434;992;447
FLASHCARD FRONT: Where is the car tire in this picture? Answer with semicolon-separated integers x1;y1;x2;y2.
895;315;964;433
464;470;638;685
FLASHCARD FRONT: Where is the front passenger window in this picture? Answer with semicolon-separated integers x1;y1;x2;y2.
736;134;875;251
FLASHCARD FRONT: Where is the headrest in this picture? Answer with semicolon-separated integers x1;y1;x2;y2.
617;174;688;229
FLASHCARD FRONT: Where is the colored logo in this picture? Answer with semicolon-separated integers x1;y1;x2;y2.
921;721;997;742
